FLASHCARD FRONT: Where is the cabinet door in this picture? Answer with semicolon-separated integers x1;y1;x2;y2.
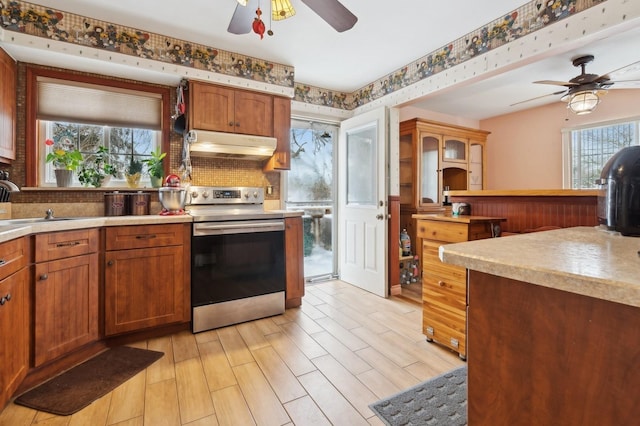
264;96;291;171
0;47;16;161
34;253;99;366
189;82;235;132
468;141;484;190
419;132;441;206
234;90;273;137
104;245;186;335
442;136;468;163
0;267;29;408
284;217;304;308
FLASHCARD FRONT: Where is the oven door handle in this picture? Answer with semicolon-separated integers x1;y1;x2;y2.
194;220;285;235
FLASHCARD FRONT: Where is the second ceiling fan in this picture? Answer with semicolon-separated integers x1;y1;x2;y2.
513;54;640;114
228;0;358;38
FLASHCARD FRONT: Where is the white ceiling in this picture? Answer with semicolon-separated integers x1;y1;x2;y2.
2;0;640;120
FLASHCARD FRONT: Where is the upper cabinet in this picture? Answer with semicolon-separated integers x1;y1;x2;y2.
399;119;489;209
264;96;291;171
188;81;273;137
0;47;16;162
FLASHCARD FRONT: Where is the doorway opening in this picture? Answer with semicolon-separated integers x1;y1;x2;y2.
284;119;338;282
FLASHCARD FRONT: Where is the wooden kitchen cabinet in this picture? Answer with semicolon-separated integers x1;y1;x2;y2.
284;216;304;308
104;223;190;335
264;96;292;171
33;229;99;366
399;119;490;273
0;237;29;410
188;81;273;137
0;47;16;161
416;215;504;359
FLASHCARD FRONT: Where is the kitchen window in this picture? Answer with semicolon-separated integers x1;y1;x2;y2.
563;118;640;189
39;121;160;187
25;66;170;188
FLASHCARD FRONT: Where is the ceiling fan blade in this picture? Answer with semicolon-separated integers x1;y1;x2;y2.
301;0;358;32
510;90;566;107
228;0;259;35
533;80;577;87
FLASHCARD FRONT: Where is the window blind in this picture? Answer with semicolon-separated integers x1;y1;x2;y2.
37;77;162;130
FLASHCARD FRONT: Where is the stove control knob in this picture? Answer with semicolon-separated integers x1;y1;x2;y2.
253;191;258;199
202;191;210;199
244;192;249;199
190;191;199;199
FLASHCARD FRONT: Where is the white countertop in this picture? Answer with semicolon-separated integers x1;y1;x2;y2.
439;226;640;308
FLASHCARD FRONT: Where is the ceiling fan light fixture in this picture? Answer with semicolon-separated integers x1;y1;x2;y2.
272;0;296;21
236;0;248;6
567;90;600;115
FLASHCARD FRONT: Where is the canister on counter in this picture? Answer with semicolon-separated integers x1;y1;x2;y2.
104;191;126;216
129;191;150;215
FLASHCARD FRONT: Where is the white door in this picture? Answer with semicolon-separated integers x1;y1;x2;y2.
338;107;388;297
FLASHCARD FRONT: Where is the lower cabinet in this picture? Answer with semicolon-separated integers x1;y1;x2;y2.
0;267;29;409
33;229;99;366
416;215;504;359
104;224;190;335
284;217;304;308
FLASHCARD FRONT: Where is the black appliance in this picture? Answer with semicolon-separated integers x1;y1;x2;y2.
596;146;640;236
187;186;287;333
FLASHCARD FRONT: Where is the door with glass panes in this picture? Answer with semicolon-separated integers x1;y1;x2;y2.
285;120;337;280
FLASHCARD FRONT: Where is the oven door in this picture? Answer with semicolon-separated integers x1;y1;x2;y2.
191;219;285;323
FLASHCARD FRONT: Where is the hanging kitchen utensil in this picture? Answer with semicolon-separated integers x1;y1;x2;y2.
173;83;186;135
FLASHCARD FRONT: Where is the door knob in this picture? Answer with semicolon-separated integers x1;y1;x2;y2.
376;214;384;220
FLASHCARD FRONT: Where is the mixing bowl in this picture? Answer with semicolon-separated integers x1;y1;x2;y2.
158;187;187;213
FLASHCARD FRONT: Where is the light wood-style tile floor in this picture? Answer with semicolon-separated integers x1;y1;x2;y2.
0;280;464;426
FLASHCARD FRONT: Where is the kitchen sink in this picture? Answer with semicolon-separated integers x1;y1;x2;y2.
0;217;78;225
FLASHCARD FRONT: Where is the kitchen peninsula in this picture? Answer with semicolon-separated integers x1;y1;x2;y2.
440;226;640;425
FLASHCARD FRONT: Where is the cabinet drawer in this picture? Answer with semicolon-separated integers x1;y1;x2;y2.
417;221;468;243
0;237;28;281
423;302;466;356
422;271;467;311
35;229;98;262
106;224;185;251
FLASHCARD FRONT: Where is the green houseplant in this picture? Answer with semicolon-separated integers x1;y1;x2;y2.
77;146;117;188
125;157;143;188
142;150;166;188
45;138;83;187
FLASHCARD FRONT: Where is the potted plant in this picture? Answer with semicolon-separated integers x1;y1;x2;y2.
142;150;166;188
45;138;83;187
125;157;143;188
77;146;118;188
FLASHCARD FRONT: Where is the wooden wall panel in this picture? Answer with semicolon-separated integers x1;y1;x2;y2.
450;196;597;233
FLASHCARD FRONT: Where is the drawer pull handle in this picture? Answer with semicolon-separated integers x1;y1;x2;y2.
107;260;114;266
135;234;157;240
0;259;5;266
0;293;10;305
56;241;81;248
40;274;48;281
438;280;445;287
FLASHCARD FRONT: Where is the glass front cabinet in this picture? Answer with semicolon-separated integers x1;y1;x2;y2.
398;118;489;259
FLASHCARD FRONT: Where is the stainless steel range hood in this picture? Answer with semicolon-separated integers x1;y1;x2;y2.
187;130;276;160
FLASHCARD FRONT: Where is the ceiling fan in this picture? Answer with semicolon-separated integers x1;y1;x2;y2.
228;0;357;38
512;54;640;114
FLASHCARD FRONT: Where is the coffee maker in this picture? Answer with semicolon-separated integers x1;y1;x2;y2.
596;146;640;236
